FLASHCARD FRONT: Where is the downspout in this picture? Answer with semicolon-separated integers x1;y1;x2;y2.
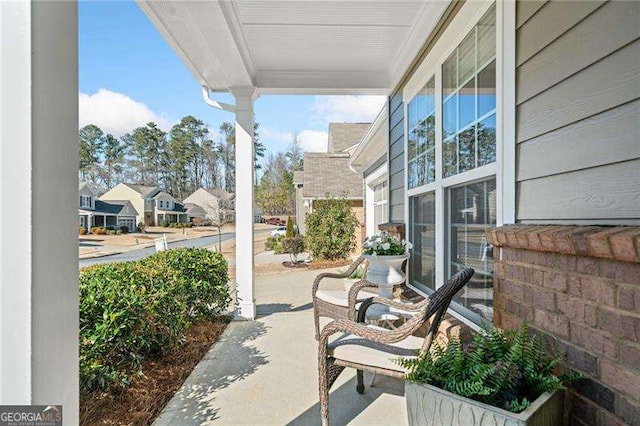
201;85;235;113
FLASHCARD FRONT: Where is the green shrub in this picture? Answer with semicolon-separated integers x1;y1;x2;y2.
116;230;123;235
79;227;87;235
118;225;129;234
107;230;116;235
285;216;294;238
283;236;304;262
273;238;285;254
265;236;277;251
399;323;579;413
137;222;145;233
305;193;358;260
161;219;171;227
79;248;230;392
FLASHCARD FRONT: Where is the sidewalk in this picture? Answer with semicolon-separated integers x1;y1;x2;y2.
153;268;407;425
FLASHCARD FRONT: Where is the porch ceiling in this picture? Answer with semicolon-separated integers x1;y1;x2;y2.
137;1;450;95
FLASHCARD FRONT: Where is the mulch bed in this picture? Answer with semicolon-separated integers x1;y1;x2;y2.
80;318;230;426
307;258;353;270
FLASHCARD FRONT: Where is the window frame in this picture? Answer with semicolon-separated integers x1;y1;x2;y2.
401;0;515;329
80;195;92;209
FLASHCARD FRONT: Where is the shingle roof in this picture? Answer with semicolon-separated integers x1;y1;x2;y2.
327;123;371;154
203;188;235;200
303;153;363;199
92;200;136;216
184;203;206;216
122;183;160;198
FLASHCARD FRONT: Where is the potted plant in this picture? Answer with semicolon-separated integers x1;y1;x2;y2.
362;231;412;299
399;323;576;426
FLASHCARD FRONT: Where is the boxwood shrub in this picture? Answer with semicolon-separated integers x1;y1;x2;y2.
79;248;230;392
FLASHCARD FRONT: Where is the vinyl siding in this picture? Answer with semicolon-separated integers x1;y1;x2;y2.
516;0;640;223
100;184;145;224
388;92;405;222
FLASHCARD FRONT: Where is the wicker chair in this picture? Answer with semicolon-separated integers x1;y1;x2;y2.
317;267;475;426
312;256;379;340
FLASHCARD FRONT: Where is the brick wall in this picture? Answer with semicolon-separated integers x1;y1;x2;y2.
487;225;640;426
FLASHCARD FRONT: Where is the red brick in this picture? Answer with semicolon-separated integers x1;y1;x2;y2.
586;227;628;259
621;344;640;372
533;288;556;311
571;322;618;359
496;228;509;246
544;271;568;292
505;227;520;248
506;264;526;282
618;395;640;426
526;228;544;251
581;276;616;306
554;228;577;254
514;227;533;249
539;227;559;252
534;309;569;338
522;283;535;305
610;228;640;263
619;286;640;311
486;228;500;246
557;254;577;272
494;292;507;310
494;261;505;278
557;294;598;327
601;411;625;426
570;227;602;257
614;261;640;285
620;314;640;342
601;360;640;401
599;259;618;279
503;280;523;300
500;312;520;330
576;256;599;276
571;394;599;425
600;309;640;342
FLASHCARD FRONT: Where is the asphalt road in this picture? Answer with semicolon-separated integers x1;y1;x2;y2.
79;232;234;268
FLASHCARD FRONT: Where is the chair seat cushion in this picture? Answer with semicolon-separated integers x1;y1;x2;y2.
327;327;422;373
315;289;377;308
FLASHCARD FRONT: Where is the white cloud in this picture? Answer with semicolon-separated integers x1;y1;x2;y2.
79;89;171;137
297;130;328;153
260;127;294;144
311;95;386;124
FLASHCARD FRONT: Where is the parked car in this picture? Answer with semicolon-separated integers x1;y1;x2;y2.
266;217;285;226
270;225;299;238
271;226;287;238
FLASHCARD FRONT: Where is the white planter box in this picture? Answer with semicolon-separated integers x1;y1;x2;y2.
406;382;563;426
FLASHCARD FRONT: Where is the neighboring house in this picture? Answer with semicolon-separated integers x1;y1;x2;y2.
100;183;187;226
349;106;389;238
184;188;262;223
78;182;137;231
299;123;370;245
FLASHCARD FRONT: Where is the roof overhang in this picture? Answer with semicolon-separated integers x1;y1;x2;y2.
137;1;450;95
349;104;389;174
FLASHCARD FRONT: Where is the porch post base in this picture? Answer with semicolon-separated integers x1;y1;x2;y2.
235;300;256;321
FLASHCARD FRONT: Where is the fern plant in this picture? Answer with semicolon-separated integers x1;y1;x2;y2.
399;322;578;413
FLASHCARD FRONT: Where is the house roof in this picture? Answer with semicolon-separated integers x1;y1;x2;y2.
293;171;304;185
203;188;235;200
152;190;177;202
303;153;362;199
327;123;371;153
91;200;137;216
79;181;97;194
122;183;161;198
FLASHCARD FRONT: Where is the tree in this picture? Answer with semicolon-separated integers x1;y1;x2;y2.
124;122;167;186
101;134;126;189
253;122;266;184
218;122;236;192
305;193;358;260
168;116;212;198
79;124;104;180
255;152;294;215
286;132;304;171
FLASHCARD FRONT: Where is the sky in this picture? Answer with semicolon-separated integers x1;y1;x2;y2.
79;1;386;165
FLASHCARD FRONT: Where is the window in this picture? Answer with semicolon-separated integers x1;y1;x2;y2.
442;6;496;177
448;179;496;323
406;3;499;326
159;200;163;209
407;77;436;189
373;181;388;228
80;195;91;208
409;192;436;291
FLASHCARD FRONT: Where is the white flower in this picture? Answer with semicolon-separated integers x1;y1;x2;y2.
381;242;391;250
406;241;413;250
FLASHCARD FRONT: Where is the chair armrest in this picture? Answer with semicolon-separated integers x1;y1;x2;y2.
312;255;365;296
357;296;428;324
346;279;378;320
319;314;426;349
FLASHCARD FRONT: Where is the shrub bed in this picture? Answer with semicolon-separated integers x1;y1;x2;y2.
79;248;230;393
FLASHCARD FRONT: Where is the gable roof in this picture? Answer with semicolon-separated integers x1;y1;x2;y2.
122;183;161;198
303;153;363;199
79;181;97;194
92;200;137;216
203;188;235;200
293;171;304;185
327;123;371;154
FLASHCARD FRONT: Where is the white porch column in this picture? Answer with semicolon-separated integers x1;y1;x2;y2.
230;87;257;320
1;1;79;423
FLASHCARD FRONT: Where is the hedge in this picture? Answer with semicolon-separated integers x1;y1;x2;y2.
79;248;230;392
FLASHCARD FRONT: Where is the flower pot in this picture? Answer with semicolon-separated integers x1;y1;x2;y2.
363;254;408;299
405;382;563;426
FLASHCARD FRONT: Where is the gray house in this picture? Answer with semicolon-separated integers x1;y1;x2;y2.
78;182;137;231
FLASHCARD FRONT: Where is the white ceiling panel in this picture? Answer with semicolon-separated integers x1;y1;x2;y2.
138;0;450;94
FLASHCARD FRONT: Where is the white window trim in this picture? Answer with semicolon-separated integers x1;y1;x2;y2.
401;0;515;328
365;164;388;236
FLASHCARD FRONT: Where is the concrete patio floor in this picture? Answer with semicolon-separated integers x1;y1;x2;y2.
154;267;407;425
